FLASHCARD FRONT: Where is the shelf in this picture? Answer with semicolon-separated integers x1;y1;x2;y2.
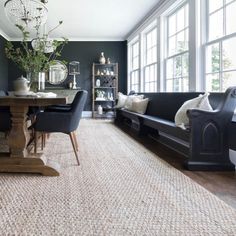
94;74;118;77
93;63;117;66
95;100;115;102
94;87;116;89
93;111;115;119
92;62;118;119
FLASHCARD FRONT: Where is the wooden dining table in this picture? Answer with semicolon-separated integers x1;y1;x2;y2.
0;95;68;176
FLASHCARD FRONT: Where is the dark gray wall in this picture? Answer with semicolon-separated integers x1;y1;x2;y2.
0;35;8;91
8;41;127;111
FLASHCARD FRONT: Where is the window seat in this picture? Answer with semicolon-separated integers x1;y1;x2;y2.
115;87;236;171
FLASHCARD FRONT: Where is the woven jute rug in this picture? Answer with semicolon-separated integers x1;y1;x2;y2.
0;119;236;235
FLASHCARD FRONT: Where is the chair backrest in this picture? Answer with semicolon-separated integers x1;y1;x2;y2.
0;90;11;132
70;90;88;131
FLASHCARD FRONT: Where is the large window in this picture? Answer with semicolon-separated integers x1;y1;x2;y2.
206;0;236;91
143;27;157;92
129;40;140;92
166;3;189;92
127;0;236;93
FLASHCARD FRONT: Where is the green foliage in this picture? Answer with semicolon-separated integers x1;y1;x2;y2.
210;45;220;91
5;24;68;75
210;45;232;91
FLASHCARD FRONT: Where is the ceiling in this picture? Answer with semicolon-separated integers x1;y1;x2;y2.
0;0;160;41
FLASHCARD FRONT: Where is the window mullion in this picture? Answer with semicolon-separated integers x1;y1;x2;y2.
219;41;223;91
140;33;144;92
157;17;162;92
144;32;147;91
206;32;236;45
167;50;189;60
223;0;226;36
188;0;197;91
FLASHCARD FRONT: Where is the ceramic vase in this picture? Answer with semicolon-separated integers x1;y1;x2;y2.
13;75;30;92
99;52;106;64
96;79;101;87
98;105;103;115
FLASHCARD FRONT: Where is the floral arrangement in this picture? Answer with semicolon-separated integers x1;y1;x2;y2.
5;22;68;78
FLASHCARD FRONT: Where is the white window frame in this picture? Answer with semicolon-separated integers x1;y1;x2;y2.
161;0;198;92
142;25;158;92
127;0;199;93
164;1;190;92
204;0;236;92
128;38;140;92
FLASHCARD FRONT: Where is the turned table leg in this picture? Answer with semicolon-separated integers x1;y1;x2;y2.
8;106;30;158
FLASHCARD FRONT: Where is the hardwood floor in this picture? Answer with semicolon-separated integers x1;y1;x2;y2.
117;124;236;209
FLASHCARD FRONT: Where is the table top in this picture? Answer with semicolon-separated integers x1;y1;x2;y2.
0;95;68;106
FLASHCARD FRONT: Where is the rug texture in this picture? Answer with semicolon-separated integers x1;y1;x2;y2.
0;119;236;236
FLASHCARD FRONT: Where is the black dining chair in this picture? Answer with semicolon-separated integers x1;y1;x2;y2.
34;90;88;165
35;95;76;151
35;103;71;151
0;91;11;134
45;104;71;112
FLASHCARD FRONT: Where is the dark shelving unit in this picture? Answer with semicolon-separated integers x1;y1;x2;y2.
92;63;118;119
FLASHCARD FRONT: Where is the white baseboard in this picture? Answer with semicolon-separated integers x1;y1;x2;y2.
82;111;92;118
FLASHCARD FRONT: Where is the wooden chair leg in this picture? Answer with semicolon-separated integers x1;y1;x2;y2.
72;131;79;151
69;132;80;166
41;132;44;150
34;131;38;154
43;133;46;148
4;131;9;139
